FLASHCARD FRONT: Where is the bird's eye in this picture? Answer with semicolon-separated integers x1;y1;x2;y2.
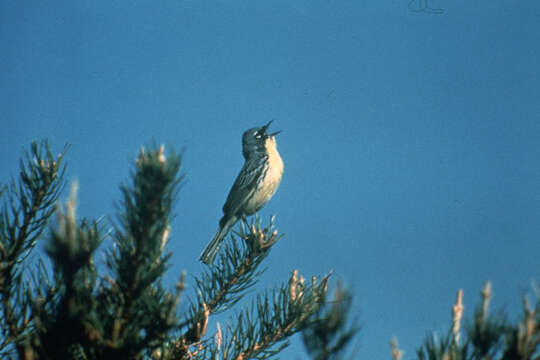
254;132;262;139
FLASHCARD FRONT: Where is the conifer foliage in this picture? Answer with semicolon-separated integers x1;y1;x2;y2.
391;282;540;360
0;141;357;360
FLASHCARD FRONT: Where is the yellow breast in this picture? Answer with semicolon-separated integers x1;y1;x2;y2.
244;137;284;214
264;136;284;188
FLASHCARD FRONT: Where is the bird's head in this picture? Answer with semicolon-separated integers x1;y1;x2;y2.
242;120;280;158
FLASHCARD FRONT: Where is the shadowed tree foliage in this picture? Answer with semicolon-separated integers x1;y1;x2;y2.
0;141;357;360
302;284;360;360
391;281;540;360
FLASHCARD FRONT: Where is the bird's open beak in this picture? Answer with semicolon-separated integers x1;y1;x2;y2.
262;120;281;137
261;120;273;133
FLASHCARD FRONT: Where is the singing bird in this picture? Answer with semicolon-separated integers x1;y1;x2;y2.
200;121;283;264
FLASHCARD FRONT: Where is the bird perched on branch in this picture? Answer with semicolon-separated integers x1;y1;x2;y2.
200;121;284;264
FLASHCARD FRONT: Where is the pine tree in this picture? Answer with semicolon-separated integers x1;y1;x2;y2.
0;141;358;360
391;281;540;360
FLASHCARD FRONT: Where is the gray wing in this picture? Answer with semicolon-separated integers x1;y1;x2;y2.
222;157;267;217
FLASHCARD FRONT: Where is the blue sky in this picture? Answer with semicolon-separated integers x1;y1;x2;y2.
1;1;539;358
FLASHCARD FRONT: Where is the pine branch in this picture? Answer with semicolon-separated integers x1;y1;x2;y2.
26;145;184;360
29;183;104;359
99;145;184;358
0;140;67;357
501;293;540;360
302;284;360;360
201;218;282;313
173;219;282;358
218;270;331;360
464;281;506;359
414;282;540;360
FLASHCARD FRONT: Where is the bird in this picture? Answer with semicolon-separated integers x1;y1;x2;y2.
200;121;284;264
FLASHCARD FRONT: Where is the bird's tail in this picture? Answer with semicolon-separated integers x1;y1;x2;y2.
199;216;238;265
